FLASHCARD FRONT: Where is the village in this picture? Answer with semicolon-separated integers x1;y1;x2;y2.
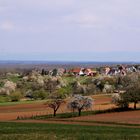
0;64;140;99
39;64;140;77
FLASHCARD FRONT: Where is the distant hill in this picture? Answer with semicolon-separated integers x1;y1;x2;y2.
0;60;139;70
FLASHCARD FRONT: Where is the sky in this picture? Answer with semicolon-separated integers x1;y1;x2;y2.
0;0;140;62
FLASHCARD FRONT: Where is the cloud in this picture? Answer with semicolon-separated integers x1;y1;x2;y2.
17;25;49;33
70;14;97;24
0;21;14;31
0;19;50;33
1;0;140;61
0;0;75;11
62;11;100;29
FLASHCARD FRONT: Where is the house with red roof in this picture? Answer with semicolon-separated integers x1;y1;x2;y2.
70;68;97;76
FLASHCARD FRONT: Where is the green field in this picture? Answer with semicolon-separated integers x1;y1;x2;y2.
0;98;47;106
0;122;139;140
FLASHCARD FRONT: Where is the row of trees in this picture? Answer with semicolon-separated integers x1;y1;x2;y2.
45;93;93;117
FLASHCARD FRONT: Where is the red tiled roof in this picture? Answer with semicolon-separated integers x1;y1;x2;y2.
71;68;81;73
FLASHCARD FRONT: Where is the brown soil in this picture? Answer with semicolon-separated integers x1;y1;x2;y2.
67;110;140;124
0;95;113;121
0;95;140;128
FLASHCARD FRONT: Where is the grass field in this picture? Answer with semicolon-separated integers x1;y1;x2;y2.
0;93;111;106
0;122;140;140
0;98;47;106
0;94;139;140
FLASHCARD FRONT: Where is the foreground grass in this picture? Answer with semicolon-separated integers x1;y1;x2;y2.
0;122;140;140
53;119;140;127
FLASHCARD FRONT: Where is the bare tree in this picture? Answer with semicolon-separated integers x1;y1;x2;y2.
45;99;64;117
67;95;93;116
45;92;65;117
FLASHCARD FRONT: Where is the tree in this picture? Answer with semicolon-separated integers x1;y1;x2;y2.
4;81;16;95
45;99;64;117
112;83;140;110
113;73;140;109
125;83;140;109
82;77;92;86
93;79;104;92
44;77;59;93
52;69;58;76
45;92;65;117
67;95;93;116
112;93;129;109
57;86;72;97
41;69;45;76
72;81;86;95
119;73;139;89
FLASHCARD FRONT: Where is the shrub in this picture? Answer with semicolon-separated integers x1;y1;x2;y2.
33;89;48;100
0;81;4;88
10;91;22;102
57;86;72;97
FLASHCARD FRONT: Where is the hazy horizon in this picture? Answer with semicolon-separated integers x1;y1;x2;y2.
0;0;140;61
0;60;139;64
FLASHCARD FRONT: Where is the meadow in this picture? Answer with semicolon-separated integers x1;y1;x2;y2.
0;122;140;140
0;69;140;140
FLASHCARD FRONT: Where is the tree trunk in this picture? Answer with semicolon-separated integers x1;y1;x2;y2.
78;109;81;116
134;102;137;110
54;110;56;117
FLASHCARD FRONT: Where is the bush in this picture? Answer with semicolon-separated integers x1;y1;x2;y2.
10;91;22;102
0;81;4;88
57;86;72;97
33;90;48;100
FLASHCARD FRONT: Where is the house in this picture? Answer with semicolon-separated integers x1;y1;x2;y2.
70;68;97;76
118;65;127;76
108;68;119;75
104;65;126;76
84;69;97;76
79;68;85;76
105;67;111;75
126;66;137;73
70;68;81;75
